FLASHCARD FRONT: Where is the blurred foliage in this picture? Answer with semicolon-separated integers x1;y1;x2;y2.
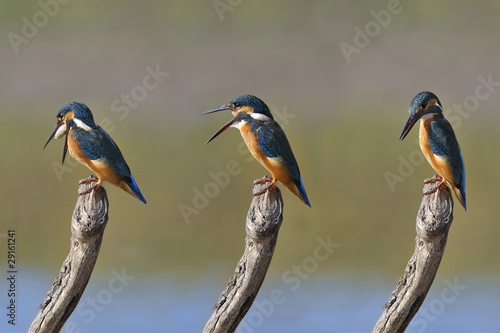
1;0;499;283
2;108;498;280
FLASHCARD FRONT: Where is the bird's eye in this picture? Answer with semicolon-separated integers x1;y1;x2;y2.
233;102;240;108
420;102;428;111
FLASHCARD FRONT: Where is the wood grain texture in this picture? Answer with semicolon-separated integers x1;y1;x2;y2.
373;176;454;333
203;176;284;333
29;177;109;333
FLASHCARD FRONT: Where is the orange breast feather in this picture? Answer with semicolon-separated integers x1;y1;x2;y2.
240;123;293;186
419;119;456;185
67;131;120;185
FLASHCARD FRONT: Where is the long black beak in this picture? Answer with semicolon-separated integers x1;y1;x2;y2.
204;117;237;145
201;104;234;115
61;131;69;166
43;121;69;166
43;121;64;149
399;114;420;141
399;105;441;141
202;104;238;145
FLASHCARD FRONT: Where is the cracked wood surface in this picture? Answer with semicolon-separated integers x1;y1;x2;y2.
373;176;454;333
29;177;109;333
203;177;284;333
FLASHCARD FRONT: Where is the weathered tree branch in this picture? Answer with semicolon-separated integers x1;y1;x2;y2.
373;175;454;333
203;176;284;333
29;177;109;333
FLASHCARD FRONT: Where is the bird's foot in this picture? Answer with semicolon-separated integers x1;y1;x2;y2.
254;176;273;185
423;180;447;196
254;181;277;197
79;176;99;185
424;176;443;185
79;184;102;196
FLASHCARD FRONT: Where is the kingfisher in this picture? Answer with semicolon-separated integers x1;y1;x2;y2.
203;95;310;207
43;102;147;204
399;91;466;210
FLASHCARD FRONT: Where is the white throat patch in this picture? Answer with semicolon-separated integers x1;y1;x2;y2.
250;113;271;121
73;118;93;131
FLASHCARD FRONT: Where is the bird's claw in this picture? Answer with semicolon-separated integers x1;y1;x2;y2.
79;183;102;196
424;176;443;185
254;176;273;185
79;176;98;185
253;182;277;197
423;180;447;196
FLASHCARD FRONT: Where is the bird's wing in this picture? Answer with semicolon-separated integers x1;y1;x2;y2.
255;122;301;181
74;126;132;180
428;118;465;187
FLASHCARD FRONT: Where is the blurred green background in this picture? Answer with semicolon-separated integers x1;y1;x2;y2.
1;1;499;332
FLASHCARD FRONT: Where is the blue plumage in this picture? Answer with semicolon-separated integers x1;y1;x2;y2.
427;117;466;209
409;91;442;114
255;121;309;206
44;101;146;204
255;122;301;183
400;91;466;210
72;122;131;177
60;102;97;128
203;95;310;207
296;177;311;207
229;95;274;120
127;174;147;204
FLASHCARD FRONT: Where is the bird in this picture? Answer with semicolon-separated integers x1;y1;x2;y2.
203;94;310;207
43;102;147;204
399;91;466;210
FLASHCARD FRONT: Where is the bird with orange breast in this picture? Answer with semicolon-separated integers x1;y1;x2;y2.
400;91;466;210
203;94;310;207
44;102;147;204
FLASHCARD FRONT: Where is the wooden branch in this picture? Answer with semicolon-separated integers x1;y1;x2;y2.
373;176;454;333
203;176;284;333
29;177;109;333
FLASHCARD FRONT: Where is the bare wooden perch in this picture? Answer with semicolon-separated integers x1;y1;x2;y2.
29;177;109;333
203;176;284;333
373;176;454;333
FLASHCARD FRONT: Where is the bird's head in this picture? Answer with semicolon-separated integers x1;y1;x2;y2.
202;95;273;144
43;102;96;149
400;91;443;141
43;102;97;165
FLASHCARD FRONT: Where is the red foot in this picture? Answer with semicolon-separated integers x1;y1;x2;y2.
79;176;99;185
254;176;273;185
424;180;447;196
254;180;277;196
424;176;443;185
79;183;102;196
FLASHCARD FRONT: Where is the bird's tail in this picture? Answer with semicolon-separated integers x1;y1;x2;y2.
452;183;466;211
121;174;147;204
288;177;311;207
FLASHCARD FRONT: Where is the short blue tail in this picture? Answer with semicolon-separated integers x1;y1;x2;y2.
128;174;147;204
297;177;311;207
459;183;466;211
